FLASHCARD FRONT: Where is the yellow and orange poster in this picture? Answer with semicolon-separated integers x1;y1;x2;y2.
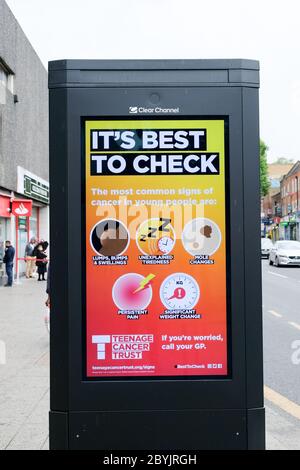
85;118;228;377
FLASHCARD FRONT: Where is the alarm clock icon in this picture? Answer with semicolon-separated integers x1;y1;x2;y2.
158;236;175;254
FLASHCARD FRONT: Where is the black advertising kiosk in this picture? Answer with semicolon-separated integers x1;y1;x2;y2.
49;59;265;450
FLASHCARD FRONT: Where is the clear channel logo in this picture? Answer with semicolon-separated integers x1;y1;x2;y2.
129;106;180;114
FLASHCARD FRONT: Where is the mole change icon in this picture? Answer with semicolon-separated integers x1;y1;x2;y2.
182;218;222;257
160;273;200;310
112;273;155;310
90;219;129;256
136;218;175;255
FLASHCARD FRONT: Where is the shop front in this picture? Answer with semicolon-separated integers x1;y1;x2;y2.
15;166;50;279
289;220;297;241
14;201;49;279
0;192;49;285
289;213;300;241
279;216;300;241
269;217;281;242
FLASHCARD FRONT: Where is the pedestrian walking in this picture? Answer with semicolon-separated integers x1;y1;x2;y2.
24;237;37;278
35;243;48;281
3;240;15;287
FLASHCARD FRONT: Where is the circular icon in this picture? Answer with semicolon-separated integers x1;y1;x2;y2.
160;273;200;310
182;218;222;256
90;219;129;257
158;236;175;254
136;218;175;255
112;273;153;310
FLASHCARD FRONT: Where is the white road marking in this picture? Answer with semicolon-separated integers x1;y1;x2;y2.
288;322;300;331
265;386;300;420
268;310;282;318
267;271;288;279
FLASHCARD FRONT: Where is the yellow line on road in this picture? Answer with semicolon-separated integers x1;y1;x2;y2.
268;310;282;318
264;386;300;420
288;322;300;331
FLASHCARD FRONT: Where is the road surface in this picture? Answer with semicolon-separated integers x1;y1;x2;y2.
262;259;300;449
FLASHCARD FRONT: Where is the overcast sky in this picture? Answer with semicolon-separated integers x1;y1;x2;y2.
5;0;300;163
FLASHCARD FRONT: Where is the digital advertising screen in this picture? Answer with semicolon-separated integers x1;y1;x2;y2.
84;118;230;379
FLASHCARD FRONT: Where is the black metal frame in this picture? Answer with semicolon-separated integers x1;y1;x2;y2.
49;59;264;450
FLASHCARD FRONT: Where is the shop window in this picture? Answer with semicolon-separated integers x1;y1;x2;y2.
0;58;15;99
29;207;38;240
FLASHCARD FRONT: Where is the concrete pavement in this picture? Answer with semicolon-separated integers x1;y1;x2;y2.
0;263;299;449
0;277;49;450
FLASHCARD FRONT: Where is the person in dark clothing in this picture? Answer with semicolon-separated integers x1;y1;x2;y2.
42;241;49;251
33;240;49;257
3;241;15;287
35;243;48;281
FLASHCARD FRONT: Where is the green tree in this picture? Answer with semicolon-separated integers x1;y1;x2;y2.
260;139;270;197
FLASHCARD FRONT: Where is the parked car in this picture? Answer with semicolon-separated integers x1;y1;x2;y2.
269;240;300;267
261;238;273;258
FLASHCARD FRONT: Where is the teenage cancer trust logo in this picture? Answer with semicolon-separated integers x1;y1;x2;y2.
92;335;111;360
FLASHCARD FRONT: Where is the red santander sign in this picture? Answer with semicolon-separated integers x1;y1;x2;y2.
11;200;32;217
